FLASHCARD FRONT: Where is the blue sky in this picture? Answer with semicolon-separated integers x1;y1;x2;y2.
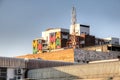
0;0;120;57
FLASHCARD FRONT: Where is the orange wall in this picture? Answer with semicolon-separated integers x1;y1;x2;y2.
17;49;74;62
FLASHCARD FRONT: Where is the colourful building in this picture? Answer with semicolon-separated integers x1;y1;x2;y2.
33;28;69;54
32;38;46;54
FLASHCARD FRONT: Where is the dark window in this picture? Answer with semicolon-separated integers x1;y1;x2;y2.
18;76;21;79
0;77;6;80
77;60;80;62
0;68;7;80
1;73;6;76
1;69;6;72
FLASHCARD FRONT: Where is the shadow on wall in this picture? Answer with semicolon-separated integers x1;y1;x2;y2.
27;67;81;80
27;61;120;80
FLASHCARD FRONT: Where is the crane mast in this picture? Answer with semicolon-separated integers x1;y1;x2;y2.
71;6;77;49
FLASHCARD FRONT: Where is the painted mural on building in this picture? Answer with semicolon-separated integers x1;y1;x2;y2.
49;32;61;49
32;39;42;54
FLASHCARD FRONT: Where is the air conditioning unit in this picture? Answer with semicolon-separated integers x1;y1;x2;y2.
15;68;23;75
15;75;22;80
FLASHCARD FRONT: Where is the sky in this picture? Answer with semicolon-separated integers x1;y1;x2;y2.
0;0;120;57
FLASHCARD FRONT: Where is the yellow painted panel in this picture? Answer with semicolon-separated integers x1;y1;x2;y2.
32;40;38;48
50;42;56;49
56;32;61;38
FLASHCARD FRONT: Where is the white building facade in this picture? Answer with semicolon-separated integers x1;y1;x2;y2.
42;28;69;43
104;37;119;45
70;24;90;35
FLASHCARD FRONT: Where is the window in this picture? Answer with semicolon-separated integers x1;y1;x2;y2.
0;68;7;80
81;32;84;34
115;42;119;45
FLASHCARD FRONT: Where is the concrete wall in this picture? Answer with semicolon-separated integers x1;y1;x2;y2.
26;59;74;69
7;68;15;80
27;61;120;80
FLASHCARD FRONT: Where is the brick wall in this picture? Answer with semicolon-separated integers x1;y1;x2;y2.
17;49;74;62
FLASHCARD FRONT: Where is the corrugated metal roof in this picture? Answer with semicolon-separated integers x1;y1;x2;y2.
0;56;74;69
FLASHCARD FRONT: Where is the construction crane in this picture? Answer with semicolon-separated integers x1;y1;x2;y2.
71;6;77;49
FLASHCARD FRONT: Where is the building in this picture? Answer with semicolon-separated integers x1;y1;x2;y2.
32;28;69;54
32;38;46;54
27;5;120;65
32;26;120;53
0;57;25;80
32;6;96;53
42;28;69;43
104;37;119;45
80;34;95;47
0;56;74;80
82;44;120;52
83;37;120;52
66;34;95;48
32;6;120;53
70;24;90;35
